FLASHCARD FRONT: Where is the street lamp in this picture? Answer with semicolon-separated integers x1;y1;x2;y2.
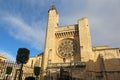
69;54;73;80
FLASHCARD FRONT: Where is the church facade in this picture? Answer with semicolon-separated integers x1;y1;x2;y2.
41;5;93;79
39;6;120;80
26;6;120;80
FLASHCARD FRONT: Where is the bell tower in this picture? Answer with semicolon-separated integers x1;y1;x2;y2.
42;5;59;76
78;18;93;62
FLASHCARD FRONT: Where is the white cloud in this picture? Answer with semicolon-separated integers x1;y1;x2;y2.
3;15;45;50
0;0;120;50
58;0;120;48
0;49;15;62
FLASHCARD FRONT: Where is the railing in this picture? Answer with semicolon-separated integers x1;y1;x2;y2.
0;61;34;80
47;61;86;68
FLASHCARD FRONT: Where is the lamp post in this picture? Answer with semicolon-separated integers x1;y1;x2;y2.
69;54;72;80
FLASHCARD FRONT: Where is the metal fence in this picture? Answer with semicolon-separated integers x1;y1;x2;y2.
0;61;34;80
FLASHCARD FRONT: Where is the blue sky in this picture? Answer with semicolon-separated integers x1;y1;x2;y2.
0;0;120;61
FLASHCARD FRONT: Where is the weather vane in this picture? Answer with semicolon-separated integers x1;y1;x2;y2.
50;0;55;6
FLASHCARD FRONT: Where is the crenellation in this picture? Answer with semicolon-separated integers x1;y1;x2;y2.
55;31;79;38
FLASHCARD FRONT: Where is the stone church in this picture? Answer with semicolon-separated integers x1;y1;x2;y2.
26;6;120;80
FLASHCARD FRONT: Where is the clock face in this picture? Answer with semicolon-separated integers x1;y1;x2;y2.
57;39;77;58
